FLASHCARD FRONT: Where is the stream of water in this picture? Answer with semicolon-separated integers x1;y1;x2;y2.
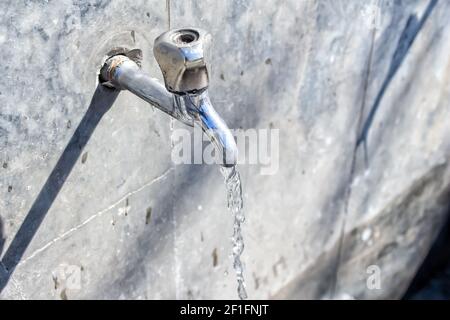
220;165;247;300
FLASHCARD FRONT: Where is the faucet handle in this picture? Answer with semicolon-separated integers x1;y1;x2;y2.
154;28;211;94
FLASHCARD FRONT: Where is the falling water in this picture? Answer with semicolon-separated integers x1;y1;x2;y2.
220;165;247;300
184;90;247;299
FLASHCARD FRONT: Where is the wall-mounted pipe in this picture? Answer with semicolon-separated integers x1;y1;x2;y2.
100;28;237;167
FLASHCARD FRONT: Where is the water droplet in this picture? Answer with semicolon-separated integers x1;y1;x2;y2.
361;228;372;242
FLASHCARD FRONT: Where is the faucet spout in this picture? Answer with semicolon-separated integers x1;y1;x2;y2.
181;90;238;167
99;28;237;167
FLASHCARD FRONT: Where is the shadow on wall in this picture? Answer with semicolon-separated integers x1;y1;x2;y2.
0;85;119;293
356;0;438;157
404;207;450;299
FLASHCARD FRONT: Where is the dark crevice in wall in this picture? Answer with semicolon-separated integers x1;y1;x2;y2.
403;207;450;300
0;216;4;259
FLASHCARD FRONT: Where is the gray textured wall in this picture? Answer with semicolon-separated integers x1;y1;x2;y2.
1;0;449;299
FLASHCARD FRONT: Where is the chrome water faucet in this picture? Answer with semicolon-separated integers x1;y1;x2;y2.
100;28;237;167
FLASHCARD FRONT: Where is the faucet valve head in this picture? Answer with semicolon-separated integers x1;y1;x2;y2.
154;28;211;94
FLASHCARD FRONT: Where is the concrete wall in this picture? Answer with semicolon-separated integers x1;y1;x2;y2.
1;0;449;299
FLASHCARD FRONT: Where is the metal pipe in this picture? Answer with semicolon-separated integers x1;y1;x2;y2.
99;28;238;166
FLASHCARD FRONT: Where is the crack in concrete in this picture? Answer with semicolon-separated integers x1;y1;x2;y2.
329;0;380;298
16;167;174;267
166;0;171;30
330;0;439;298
